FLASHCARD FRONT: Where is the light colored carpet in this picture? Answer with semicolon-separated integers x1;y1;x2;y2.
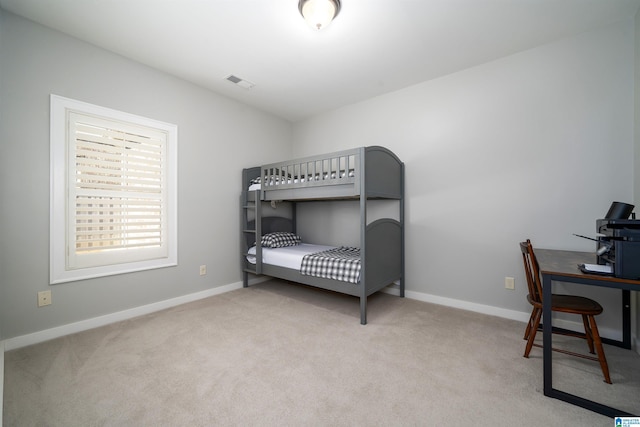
3;280;638;426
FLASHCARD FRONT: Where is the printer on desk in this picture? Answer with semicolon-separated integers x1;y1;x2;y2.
596;202;640;280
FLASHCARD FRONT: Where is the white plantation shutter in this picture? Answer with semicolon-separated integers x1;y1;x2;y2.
50;95;177;283
68;113;168;268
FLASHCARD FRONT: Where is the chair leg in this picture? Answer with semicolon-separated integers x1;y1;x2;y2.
524;309;536;340
524;307;542;358
581;314;595;354
588;315;611;384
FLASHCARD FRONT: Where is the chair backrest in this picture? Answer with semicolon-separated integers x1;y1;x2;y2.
520;239;543;304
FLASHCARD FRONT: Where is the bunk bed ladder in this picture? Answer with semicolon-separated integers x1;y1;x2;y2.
241;189;262;287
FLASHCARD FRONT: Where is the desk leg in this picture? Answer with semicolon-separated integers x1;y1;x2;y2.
542;274;553;396
600;290;632;349
623;289;631;349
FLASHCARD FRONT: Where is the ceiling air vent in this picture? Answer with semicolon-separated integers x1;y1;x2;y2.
225;74;255;89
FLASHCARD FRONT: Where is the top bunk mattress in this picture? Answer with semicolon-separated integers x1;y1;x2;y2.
248;169;355;191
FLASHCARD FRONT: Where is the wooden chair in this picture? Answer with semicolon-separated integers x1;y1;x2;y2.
520;239;611;384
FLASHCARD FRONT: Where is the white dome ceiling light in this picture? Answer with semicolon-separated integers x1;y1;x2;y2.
298;0;341;30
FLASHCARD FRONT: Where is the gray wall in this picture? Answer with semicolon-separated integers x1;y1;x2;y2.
0;11;292;340
292;20;636;339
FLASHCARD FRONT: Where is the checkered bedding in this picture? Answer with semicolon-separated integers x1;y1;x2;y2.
300;246;361;284
260;232;301;248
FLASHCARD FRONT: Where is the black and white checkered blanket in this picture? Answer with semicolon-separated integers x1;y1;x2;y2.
300;247;361;284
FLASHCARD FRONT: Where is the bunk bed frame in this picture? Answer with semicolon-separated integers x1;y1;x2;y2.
240;146;404;324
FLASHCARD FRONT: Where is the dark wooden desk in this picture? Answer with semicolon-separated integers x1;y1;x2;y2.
535;248;640;417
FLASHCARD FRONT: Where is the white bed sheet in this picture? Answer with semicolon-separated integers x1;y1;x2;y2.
246;243;336;270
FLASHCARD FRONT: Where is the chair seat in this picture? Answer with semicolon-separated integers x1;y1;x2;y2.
527;294;603;315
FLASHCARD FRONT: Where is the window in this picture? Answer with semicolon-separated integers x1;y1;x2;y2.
50;95;177;284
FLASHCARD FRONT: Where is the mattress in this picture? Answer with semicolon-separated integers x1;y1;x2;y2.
246;243;337;270
248;169;355;191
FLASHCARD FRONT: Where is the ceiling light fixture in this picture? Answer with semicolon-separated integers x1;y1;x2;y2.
298;0;341;30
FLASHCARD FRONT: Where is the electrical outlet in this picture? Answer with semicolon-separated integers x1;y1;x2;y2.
38;290;52;307
505;277;515;290
199;265;207;276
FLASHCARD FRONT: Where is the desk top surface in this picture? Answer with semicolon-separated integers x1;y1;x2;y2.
535;248;640;286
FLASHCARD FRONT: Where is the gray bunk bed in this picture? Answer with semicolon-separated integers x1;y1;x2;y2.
240;146;404;324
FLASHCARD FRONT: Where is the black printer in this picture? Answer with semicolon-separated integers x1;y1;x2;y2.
596;202;640;280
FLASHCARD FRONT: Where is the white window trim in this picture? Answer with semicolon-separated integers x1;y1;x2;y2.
50;95;178;284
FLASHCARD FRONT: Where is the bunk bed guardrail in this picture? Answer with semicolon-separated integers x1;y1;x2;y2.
260;147;360;191
249;146;403;201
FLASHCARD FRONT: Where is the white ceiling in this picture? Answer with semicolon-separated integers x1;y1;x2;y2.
2;0;639;122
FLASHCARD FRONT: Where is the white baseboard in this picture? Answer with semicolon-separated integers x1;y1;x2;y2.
384;286;623;342
382;283;529;322
1;280;626;353
403;288;532;323
382;285;530;323
2;281;245;352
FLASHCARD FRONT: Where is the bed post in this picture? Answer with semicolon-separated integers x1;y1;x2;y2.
400;161;405;298
359;147;367;325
